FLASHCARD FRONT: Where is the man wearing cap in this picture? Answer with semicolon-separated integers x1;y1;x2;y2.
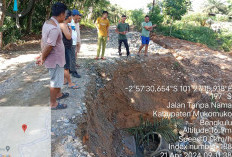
69;9;82;78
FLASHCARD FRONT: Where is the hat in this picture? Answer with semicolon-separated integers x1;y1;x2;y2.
72;9;82;16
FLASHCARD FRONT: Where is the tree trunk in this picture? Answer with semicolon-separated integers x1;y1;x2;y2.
152;0;156;12
26;3;35;34
169;16;174;36
45;1;52;20
0;0;6;50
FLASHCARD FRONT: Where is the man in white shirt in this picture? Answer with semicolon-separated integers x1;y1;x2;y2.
69;9;82;78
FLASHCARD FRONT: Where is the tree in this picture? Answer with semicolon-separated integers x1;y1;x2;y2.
130;9;145;31
0;0;6;49
204;0;230;15
163;0;190;35
147;2;164;26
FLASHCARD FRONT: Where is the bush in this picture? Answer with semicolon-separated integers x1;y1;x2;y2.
215;14;229;22
182;13;209;26
130;9;145;31
156;21;232;52
2;17;22;46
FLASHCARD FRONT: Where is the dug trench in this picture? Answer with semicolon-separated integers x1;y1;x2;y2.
78;35;232;156
82;53;201;156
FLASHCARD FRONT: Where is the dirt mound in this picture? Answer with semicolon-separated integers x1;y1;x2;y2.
85;54;200;156
151;34;232;152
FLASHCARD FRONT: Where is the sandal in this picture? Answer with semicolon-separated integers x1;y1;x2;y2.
95;57;99;60
56;92;69;100
69;85;80;89
51;103;67;110
101;57;106;60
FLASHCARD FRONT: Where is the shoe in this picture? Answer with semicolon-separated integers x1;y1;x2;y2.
119;53;122;56
72;72;81;78
56;92;69;100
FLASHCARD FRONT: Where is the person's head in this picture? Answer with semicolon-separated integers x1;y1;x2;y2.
72;9;82;23
51;2;67;23
145;15;150;22
102;11;108;19
77;15;82;23
121;15;127;23
64;10;72;23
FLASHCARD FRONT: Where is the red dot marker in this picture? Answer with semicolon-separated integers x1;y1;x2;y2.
22;124;27;133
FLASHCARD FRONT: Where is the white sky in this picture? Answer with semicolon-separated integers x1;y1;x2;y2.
109;0;228;12
110;0;151;11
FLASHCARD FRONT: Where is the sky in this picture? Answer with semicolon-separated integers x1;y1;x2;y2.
109;0;151;12
109;0;228;12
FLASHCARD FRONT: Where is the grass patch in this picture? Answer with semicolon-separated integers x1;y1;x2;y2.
156;22;232;52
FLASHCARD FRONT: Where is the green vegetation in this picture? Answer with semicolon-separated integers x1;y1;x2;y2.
129;9;145;31
163;0;191;35
127;116;184;144
0;0;128;48
1;0;232;52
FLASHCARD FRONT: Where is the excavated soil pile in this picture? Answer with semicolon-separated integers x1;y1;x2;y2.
85;54;201;157
152;34;232;153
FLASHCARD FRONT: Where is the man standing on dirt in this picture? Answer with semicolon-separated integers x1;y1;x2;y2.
95;11;110;60
36;2;68;110
137;15;156;57
69;9;82;78
115;15;130;57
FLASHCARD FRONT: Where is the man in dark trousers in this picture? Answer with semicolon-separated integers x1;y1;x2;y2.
115;15;130;57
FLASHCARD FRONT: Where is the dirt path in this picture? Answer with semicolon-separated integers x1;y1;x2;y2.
0;26;164;156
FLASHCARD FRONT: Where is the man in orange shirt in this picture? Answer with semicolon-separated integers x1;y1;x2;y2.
95;11;110;60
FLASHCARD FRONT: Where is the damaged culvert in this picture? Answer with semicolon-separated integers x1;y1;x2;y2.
84;54;201;157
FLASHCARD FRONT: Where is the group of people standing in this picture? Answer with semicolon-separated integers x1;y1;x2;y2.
36;2;156;110
95;12;156;58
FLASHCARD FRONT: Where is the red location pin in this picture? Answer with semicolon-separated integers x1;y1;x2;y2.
22;124;27;133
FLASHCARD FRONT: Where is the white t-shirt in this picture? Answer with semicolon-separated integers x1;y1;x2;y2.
69;19;81;46
76;23;81;43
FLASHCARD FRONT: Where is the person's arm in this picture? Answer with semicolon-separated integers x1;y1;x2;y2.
115;25;125;34
107;21;110;39
142;22;150;31
95;18;99;30
40;45;53;64
148;24;156;31
60;23;72;40
37;28;58;65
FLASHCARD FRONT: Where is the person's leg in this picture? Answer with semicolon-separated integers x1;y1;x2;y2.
49;65;67;108
138;36;145;55
144;45;149;56
64;69;79;88
101;36;107;58
70;46;76;73
64;69;72;85
50;87;60;107
97;36;102;58
123;39;130;56
118;40;123;56
144;37;150;56
70;46;81;78
138;45;145;55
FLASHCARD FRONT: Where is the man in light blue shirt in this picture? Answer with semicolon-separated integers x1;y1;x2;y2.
138;15;156;57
